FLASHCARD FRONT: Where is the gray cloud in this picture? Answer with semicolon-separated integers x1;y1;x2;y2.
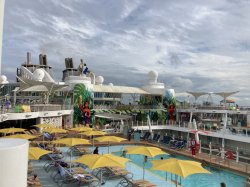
2;0;250;106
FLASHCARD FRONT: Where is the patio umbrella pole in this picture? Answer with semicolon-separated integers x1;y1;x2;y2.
100;168;105;185
43;134;44;146
143;161;145;180
70;150;72;169
175;175;177;187
92;138;94;153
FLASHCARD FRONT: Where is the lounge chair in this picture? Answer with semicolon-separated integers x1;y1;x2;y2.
148;133;157;142
141;132;150;141
161;135;172;145
116;176;157;187
99;166;133;180
27;175;42;187
153;134;161;142
69;146;92;156
55;165;77;186
56;165;99;187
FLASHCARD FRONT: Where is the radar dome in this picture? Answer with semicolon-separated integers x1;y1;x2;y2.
95;76;104;85
33;69;45;81
148;70;158;83
0;75;8;84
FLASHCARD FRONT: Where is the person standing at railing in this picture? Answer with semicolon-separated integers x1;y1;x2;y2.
5;99;11;112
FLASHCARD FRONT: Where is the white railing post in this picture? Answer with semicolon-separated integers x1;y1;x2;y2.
209;142;212;156
236;147;239;163
199;140;202;154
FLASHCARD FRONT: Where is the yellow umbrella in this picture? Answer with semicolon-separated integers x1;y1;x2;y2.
80;130;107;151
52;138;91;146
33;124;54;128
125;146;168;180
29;147;52;160
150;158;211;178
73;153;130;169
80;130;107;137
73;153;130;184
0;127;26;134
52;138;91;168
43;128;67;134
125;146;167;157
94;136;127;153
69;127;92;132
4;134;37;140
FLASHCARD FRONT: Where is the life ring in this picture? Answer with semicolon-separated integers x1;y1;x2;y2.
225;151;233;159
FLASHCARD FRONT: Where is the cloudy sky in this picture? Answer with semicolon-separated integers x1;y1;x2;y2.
2;0;250;105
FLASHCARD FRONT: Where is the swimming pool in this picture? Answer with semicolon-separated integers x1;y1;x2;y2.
99;145;247;187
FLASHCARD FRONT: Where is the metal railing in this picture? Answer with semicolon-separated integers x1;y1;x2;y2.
0;104;73;113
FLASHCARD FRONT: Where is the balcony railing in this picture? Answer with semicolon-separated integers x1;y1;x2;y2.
0;104;73;114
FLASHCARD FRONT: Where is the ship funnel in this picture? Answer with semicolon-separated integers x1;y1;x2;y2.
39;54;47;66
26;52;31;64
65;58;74;69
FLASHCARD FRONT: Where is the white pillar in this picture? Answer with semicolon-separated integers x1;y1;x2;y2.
0;138;29;187
209;142;212;155
236;147;239;163
147;114;153;140
224;113;228;130
189;112;193;123
0;0;5;74
199;140;202;153
221;138;225;159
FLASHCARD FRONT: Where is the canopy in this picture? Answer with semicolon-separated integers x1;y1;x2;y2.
29;147;52;160
17;77;68;92
187;91;208;101
69;127;92;132
187;91;239;101
0;128;26;134
214;91;239;99
43;128;67;134
52;138;90;146
125;146;167;157
73;154;130;169
93;84;149;94
80;130;107;137
94;136;126;143
150;158;210;178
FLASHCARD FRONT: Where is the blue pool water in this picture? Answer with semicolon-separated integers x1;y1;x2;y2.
97;145;247;187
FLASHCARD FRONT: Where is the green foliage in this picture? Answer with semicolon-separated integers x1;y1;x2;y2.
97;118;107;126
73;84;93;125
73;84;93;106
136;112;147;121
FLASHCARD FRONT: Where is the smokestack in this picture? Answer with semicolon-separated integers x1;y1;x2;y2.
42;54;47;65
65;58;74;69
0;0;5;74
39;54;43;65
26;52;31;64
